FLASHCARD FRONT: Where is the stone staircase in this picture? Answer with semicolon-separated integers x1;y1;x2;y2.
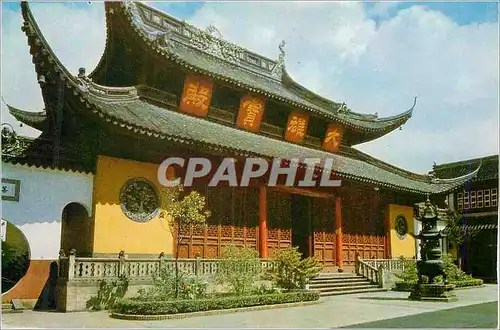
309;272;386;297
1;300;24;313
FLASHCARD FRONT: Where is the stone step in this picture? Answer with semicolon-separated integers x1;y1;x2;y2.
319;287;387;297
1;303;22;314
310;277;367;284
312;274;360;280
313;284;379;293
309;280;372;289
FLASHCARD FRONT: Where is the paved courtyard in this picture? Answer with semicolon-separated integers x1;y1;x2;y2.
2;285;498;328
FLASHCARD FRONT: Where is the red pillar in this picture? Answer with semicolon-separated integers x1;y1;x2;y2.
259;186;268;258
335;196;343;271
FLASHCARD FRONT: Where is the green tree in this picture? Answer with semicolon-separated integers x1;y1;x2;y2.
443;213;481;268
160;186;211;298
1;241;30;293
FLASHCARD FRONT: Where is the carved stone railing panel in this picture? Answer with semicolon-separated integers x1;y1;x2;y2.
60;254;279;282
362;258;415;272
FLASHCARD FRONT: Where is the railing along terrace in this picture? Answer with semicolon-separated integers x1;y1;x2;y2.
58;250;278;282
354;255;417;288
361;258;415;272
355;257;380;286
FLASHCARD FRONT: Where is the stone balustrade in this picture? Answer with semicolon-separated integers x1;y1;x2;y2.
58;250;278;283
361;258;415;272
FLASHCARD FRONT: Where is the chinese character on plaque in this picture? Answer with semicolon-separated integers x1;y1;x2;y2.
284;112;309;143
322;123;344;152
178;75;214;117
236;95;266;132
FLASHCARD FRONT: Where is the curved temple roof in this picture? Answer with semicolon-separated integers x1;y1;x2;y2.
7;104;47;131
14;1;480;195
89;1;415;144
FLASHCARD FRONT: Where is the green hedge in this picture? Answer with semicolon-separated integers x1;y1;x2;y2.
113;290;319;315
393;279;483;292
452;279;484;288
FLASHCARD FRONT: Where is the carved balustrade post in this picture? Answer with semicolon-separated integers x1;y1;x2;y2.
118;250;126;277
355;252;361;274
68;249;76;281
378;265;386;289
195;254;201;277
158;252;165;275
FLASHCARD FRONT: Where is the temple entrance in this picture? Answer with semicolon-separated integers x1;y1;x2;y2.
291;194;313;259
61;203;92;257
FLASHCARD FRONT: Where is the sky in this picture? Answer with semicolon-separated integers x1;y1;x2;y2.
1;1;498;174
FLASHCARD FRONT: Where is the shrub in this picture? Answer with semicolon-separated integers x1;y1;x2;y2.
270;247;322;291
216;245;262;295
86;275;129;310
393;278;483;291
394;256;419;284
442;254;473;282
179;275;208;300
453;279;483;288
253;282;281;295
113;290;319;315
394;254;479;285
137;268;207;301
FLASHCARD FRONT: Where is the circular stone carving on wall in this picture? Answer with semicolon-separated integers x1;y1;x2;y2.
119;178;160;222
395;215;408;239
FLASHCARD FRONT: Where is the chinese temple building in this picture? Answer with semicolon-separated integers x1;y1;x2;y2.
430;155;498;282
2;1;480;307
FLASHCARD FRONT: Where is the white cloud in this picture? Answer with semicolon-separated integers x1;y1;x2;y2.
1;3;105;137
1;2;498;174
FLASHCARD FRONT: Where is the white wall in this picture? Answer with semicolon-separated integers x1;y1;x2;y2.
1;162;93;260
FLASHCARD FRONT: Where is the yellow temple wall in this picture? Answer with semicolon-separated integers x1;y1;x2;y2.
387;204;416;258
92;155;174;256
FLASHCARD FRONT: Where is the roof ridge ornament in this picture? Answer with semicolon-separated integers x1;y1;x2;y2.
182;23;244;65
337;102;350;113
272;40;286;79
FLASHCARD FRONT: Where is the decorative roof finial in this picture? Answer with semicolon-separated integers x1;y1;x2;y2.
206;25;222;39
278;40;286;62
78;67;86;78
338;102;348;113
272;40;286;79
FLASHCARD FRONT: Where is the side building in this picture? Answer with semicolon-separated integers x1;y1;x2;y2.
431;155;498;282
1;1;478;309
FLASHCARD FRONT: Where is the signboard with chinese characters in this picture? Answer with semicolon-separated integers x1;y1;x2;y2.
284;111;309;143
322;123;344;153
179;75;214;117
236;95;266;132
2;178;20;202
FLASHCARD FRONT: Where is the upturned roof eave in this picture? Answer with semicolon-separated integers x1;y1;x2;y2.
19;1;477;195
103;1;415;136
7;103;47;131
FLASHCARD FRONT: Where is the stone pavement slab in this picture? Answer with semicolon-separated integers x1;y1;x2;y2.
344;301;498;328
2;285;497;329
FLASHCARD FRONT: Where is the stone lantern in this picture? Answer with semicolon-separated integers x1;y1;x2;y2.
409;196;457;302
